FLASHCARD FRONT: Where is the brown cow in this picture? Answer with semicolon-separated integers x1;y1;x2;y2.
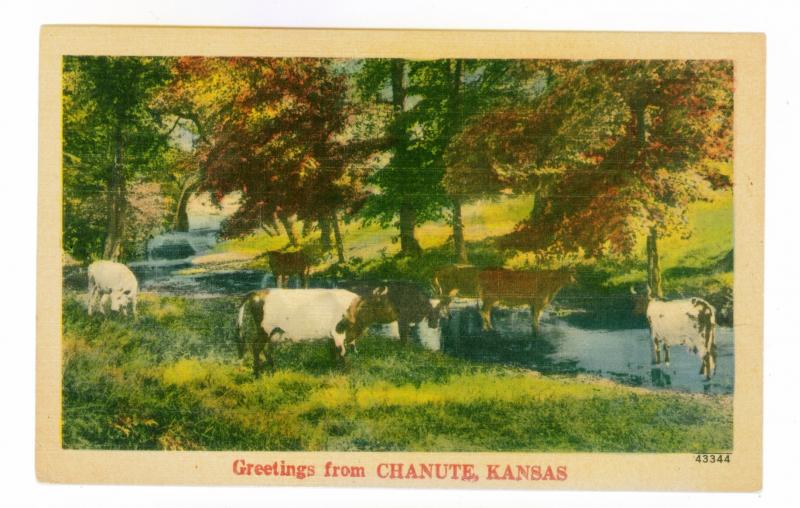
266;250;311;288
477;269;576;334
432;264;481;300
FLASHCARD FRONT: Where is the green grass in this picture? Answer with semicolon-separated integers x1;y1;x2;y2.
62;293;732;452
214;191;730;281
213;195;532;269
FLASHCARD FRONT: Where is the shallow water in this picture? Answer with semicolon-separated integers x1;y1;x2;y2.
125;229;734;395
406;301;734;395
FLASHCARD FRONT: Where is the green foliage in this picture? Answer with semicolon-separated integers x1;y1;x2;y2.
62;56;174;262
359;60;526;226
63;293;732;452
167;57;357;239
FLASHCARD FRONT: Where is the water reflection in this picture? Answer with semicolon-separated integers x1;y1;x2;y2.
404;299;733;395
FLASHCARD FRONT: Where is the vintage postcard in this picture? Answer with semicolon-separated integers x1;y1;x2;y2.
37;26;764;490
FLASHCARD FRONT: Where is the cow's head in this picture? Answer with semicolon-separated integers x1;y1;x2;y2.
428;279;458;328
339;286;397;335
426;298;451;329
630;285;652;315
109;288;133;313
362;285;396;321
431;277;459;308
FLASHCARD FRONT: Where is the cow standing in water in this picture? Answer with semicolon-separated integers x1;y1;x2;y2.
236;287;394;375
477;269;576;334
632;287;718;380
87;260;139;318
434;266;575;334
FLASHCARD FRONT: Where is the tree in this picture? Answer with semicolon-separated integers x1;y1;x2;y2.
356;59;447;256
358;59;523;259
63;56;172;262
167;57;355;255
449;60;733;294
440;59;532;262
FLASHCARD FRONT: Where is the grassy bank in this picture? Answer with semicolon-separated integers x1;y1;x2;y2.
63;293;732;452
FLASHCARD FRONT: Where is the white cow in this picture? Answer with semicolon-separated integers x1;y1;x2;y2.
87;260;139;318
236;287;392;375
633;287;717;379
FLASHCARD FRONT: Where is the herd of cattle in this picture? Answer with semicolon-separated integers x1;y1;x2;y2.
83;256;719;380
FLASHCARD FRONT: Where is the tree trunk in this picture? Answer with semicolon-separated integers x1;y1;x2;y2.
452;197;468;264
633;103;663;298
399;202;421;256
331;211;346;264
277;212;299;247
448;59;467;263
390;60;421;257
173;175;199;232
647;227;663;298
174;192;190;232
103;130;126;261
390;59;406;113
261;212;281;236
319;216;333;251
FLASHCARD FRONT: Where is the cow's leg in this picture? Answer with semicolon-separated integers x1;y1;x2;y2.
251;327;270;377
398;318;410;344
265;339;276;370
529;301;542;337
706;326;717;376
87;283;93;315
98;293;109;316
87;285;98;316
663;342;670;367
710;342;718;376
480;298;497;331
651;336;661;365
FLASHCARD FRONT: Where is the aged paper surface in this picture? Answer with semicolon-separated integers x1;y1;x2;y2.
37;26;764;490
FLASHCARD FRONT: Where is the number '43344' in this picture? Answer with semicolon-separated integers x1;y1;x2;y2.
695;454;731;464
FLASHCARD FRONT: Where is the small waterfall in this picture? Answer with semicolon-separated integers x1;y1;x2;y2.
146;228;218;262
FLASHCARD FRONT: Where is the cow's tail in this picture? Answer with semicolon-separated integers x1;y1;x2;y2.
235;295;250;358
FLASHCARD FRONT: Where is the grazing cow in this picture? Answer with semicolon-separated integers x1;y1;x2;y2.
632;287;718;380
87;260;139;318
265;250;311;288
339;281;450;343
236;287;393;375
477;269;576;333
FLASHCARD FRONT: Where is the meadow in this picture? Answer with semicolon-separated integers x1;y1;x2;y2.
62;293;732;452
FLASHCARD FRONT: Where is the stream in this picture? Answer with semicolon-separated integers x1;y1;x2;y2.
107;223;735;395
